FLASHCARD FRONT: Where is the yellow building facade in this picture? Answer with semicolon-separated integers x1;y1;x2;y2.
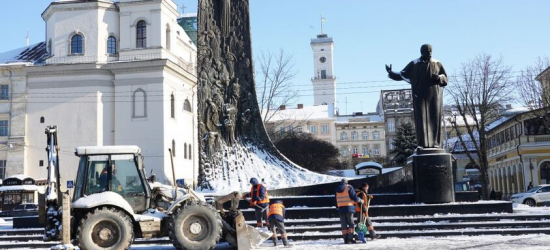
487;110;550;199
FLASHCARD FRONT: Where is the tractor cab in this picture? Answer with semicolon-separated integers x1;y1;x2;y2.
73;146;151;214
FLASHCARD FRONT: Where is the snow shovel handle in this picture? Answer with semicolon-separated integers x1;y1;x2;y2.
255;204;268;212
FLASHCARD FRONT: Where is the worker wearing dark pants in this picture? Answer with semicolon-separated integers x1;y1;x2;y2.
248;178;270;227
268;200;289;247
335;179;362;244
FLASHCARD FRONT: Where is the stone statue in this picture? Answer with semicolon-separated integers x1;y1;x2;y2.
385;44;448;148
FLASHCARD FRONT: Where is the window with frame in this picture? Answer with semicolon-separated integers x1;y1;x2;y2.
296;127;303;133
362;131;369;140
0;85;9;100
48;39;52;55
184;99;192;112
171;94;175;118
0;120;7;136
310;125;317;134
71;34;83;54
132;89;146;118
352;131;358;140
341;148;348;157
136;20;147;48
387;119;395;132
172;140;176;157
279;126;286;134
166;24;171;50
373;144;381;155
107;36;117;54
321;124;329;133
184;143;187;159
352;147;358;154
362;146;369;155
373;131;380;140
340;132;347;141
321;70;327;79
0;160;6;180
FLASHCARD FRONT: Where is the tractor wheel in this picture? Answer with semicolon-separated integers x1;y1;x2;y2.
169;200;222;250
76;207;134;250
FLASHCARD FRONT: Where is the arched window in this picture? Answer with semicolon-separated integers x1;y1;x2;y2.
188;144;192;160
172;140;176;157
136;20;147;48
107;36;117;54
70;34;83;54
166;24;171;50
40;117;45;124
170;94;175;118
133;88;147;118
351;131;358;140
183;99;191;112
184;143;187;159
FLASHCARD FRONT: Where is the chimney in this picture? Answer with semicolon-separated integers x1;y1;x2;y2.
279;105;286;110
297;104;303;109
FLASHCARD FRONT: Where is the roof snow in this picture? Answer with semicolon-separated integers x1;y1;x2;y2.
0;42;47;64
265;105;333;122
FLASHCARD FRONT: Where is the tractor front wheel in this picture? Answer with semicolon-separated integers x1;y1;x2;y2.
169;201;222;250
76;207;134;250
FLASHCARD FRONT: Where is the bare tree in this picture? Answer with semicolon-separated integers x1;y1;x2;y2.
447;53;514;199
516;56;550;129
256;49;298;124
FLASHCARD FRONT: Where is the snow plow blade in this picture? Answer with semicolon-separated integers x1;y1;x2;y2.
235;213;271;249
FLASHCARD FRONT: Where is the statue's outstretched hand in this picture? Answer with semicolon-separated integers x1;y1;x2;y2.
385;64;392;74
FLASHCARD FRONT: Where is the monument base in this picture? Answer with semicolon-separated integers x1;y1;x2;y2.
413;148;454;203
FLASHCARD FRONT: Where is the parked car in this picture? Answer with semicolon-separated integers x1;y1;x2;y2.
511;184;550;206
0;203;38;217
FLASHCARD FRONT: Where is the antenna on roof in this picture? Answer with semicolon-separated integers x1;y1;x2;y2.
26;30;29;47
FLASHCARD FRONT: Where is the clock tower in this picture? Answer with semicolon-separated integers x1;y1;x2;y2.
311;33;336;106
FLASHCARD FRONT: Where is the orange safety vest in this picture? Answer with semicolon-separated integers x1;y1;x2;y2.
268;203;285;217
336;185;354;207
355;191;370;213
250;184;270;205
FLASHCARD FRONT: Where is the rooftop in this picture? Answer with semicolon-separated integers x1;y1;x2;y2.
0;42;47;65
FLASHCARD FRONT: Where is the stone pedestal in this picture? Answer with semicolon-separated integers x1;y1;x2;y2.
412;148;455;204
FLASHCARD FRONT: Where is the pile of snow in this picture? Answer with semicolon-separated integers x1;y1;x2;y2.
199;143;340;194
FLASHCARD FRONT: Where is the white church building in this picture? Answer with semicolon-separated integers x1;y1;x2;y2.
0;0;198;188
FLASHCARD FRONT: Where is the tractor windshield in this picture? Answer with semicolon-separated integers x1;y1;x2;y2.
74;154;148;212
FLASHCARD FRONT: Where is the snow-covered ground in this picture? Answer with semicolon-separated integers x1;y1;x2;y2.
24;235;550;250
6;204;550;250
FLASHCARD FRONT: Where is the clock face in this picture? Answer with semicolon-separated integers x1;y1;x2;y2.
319;56;326;63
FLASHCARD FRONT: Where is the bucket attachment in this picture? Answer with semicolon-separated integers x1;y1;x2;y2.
235;213;271;249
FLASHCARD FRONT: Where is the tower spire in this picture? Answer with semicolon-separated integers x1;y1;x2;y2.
320;15;326;34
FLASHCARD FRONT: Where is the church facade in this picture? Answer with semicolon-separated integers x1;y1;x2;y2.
0;0;198;188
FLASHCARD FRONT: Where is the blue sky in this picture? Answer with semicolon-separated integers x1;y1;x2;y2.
1;0;548;114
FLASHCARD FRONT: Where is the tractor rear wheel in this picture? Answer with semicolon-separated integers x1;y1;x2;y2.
76;207;134;250
169;200;222;250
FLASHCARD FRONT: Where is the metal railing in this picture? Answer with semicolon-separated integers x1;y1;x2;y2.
35;53;193;70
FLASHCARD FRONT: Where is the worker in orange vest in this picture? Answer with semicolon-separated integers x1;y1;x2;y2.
335;178;363;244
355;182;381;240
245;178;270;227
268;200;290;247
